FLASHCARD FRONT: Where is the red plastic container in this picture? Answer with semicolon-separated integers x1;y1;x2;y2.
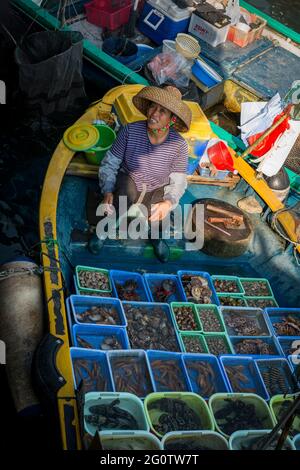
85;1;131;30
207;141;235;172
227;8;266;48
92;0;131;12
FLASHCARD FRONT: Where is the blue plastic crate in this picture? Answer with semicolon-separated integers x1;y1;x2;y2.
107;350;154;398
255;358;299;397
69;295;127;327
70;347;114;391
278;336;300;357
265;308;300;337
220;307;272;337
177;270;219;306
110;270;150;302
230;335;284;358
147;350;192;393
66;296;75;343
219;356;269;400
122;301;182;352
73;324;130;350
182;353;229;399
138;1;191;44
143;273;185;303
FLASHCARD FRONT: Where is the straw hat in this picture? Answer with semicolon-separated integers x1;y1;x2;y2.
132;85;192;132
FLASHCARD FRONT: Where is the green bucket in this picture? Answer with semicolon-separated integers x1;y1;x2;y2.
85;124;116;165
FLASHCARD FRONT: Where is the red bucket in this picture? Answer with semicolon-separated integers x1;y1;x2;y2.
207;141;235;172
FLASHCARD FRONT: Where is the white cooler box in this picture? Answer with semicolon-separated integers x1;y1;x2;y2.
138;0;194;44
189;11;231;47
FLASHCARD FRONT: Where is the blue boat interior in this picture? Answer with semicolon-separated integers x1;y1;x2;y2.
57;174;300;309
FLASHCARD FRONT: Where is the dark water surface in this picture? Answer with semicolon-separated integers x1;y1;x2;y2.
245;0;300;34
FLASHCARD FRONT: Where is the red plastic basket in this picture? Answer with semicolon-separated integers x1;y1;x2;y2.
85;1;132;30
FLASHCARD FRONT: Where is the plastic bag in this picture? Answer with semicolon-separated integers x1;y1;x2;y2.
247;112;290;157
225;0;240;24
147;51;191;88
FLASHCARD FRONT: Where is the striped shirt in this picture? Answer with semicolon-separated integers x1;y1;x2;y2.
110;121;188;191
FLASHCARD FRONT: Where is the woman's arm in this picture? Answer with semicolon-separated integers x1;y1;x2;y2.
98;125;128;194
163;172;187;208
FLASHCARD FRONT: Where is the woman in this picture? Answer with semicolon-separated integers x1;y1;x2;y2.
98;85;192;262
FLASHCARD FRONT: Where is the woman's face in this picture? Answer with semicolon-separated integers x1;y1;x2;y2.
147;102;172;130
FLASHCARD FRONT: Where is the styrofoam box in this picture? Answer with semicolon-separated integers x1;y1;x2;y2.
189;12;230;47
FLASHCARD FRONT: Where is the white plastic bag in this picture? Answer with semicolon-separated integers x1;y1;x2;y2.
147;51;191;88
225;0;240;25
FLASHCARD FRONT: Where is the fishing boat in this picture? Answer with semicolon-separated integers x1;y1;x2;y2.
37;83;300;450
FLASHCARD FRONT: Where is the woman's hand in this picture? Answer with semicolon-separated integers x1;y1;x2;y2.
102;192;114;215
149;200;172;222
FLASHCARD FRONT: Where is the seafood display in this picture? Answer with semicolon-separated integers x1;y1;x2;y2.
213;399;267;436
213;278;241;294
72;358;109;392
180;275;213;304
257;361;296;396
110;355;153;397
273;314;300;336
205;335;232;355
123;304;180;351
164;440;212;451
78;269;110;291
76;334;122;350
182;335;206;353
222;310;268;336
224;365;256;393
115;279;142;301
241;433;293;450
76;305;120;325
148;278;177;303
197;307;224;332
84;399;138;432
148;398;203;435
184;361;218;397
150;359;188;392
233;339;276;355
172;305;200;331
246;298;277;308
241;280;271;297
219;296;247;307
79;290;113;297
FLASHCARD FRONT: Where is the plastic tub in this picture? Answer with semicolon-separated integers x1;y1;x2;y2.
239;277;273;298
144;392;214;438
177;270;219;305
147;350;192;393
209;393;275;438
229;430;296;450
220;307;272;337
264;308;300;337
278;337;300;357
195;305;226;333
99;430;163;450
110;270;150;302
220;356;269;400
294;434;300;450
183;353;229;398
73;275;113;297
171;302;202;333
70;347;114;391
270;395;300;438
162;39;176;53
245;296;279;309
143;273;185;303
107;350;154;398
122;301;182;352
73;324;130;350
218;294;248;308
192;58;222;88
85;1;131;30
255;358;298;397
212;275;244;295
162;430;229;451
102;37;138;63
83;391;149;435
85;124;116;165
230;335;283;358
69;295;127;327
180;332;208;354
204;333;234;356
75;265;111;294
227;7;266;48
